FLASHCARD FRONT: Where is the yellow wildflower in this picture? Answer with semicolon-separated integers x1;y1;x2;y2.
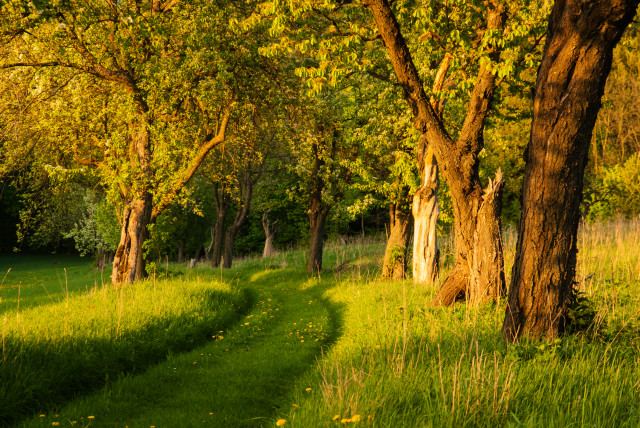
40;414;46;418
87;416;95;419
332;415;340;421
52;423;60;427
351;415;361;422
305;387;312;392
276;419;286;426
341;418;351;424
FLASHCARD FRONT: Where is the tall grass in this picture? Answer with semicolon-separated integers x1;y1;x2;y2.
0;266;248;426
275;218;640;427
1;219;638;427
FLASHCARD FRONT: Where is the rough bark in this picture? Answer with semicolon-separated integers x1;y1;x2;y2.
364;0;508;304
262;210;281;258
222;169;254;269
111;196;152;284
211;182;230;268
412;144;439;284
382;200;413;279
308;197;329;274
111;109;153;285
503;0;639;341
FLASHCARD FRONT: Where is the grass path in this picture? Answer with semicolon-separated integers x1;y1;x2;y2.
22;267;342;427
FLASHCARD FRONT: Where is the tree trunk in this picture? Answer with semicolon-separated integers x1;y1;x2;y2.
308;196;328;274
503;0;639;341
222;169;254;269
111;110;153;285
111;196;152;284
211;183;229;268
364;0;508;305
412;144;439;284
382;201;412;279
262;210;280;258
177;241;184;263
306;139;330;274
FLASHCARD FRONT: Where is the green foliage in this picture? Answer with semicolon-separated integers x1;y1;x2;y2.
584;154;640;220
566;291;600;335
63;191;118;257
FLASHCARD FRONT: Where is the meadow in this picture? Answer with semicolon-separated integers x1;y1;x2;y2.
0;219;639;427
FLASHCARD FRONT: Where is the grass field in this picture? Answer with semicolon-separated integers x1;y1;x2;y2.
1;219;639;427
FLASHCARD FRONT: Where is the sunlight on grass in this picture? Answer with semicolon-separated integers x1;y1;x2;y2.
278;219;640;427
0;269;247;426
3;219;639;427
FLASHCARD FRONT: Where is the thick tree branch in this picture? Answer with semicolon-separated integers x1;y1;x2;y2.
458;1;507;154
151;98;234;221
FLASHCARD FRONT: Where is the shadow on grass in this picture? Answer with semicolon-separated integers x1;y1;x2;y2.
1;287;253;427
19;266;348;427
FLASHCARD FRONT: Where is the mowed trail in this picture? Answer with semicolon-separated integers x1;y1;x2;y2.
21;268;341;428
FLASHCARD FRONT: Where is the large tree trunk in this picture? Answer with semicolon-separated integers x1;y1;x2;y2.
382;201;412;279
431;170;505;305
364;0;508;305
503;0;639;341
111;111;153;285
111;196;152;284
412;144;439;284
211;183;230;268
222;169;254;269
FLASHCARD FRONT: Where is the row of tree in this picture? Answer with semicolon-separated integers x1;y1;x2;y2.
1;0;639;340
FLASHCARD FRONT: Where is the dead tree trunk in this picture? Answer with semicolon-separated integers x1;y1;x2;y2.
412;143;439;284
364;0;508;305
382;200;413;279
262;210;281;258
503;0;639;341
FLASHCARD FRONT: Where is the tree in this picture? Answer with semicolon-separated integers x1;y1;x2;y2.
361;0;509;304
0;1;279;283
503;0;639;341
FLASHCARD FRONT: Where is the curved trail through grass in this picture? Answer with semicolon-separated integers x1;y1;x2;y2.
22;267;342;428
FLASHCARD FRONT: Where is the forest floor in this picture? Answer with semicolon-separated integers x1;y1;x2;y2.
1;219;639;427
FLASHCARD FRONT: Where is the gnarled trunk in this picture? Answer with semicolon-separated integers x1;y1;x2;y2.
502;0;639;341
412;144;439;284
111;196;152;284
364;0;507;305
431;170;505;305
382;201;412;279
